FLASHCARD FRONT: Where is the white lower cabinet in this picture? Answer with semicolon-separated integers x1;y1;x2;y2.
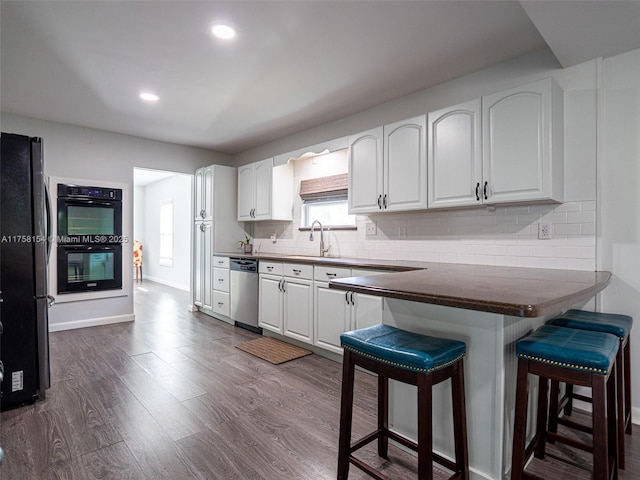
314;267;384;354
212;257;230;318
258;262;314;344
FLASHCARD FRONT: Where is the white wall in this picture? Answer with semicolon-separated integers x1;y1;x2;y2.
1;113;230;330
599;48;640;422
139;174;192;290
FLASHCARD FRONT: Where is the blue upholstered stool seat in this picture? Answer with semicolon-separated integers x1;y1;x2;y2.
516;325;618;375
549;309;632;339
340;324;466;373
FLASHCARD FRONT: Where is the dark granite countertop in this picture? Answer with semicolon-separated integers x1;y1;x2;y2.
329;264;611;318
214;252;611;318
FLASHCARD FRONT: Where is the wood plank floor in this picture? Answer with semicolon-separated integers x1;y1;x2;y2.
1;280;637;479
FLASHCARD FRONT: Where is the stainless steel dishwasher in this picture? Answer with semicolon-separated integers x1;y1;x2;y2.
230;258;261;333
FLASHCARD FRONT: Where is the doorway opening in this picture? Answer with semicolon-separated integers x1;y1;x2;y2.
133;167;192;294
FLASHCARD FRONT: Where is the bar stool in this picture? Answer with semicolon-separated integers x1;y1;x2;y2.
337;324;469;480
511;325;619;480
548;309;632;469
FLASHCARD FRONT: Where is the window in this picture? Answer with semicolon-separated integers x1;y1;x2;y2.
159;201;173;267
299;173;355;228
302;199;355;228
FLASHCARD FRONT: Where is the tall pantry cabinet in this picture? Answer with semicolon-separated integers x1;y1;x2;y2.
193;165;244;318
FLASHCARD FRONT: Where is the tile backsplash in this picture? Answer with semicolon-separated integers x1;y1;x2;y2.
252;200;596;271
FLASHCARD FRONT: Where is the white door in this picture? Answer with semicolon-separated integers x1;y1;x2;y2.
314;283;350;354
258;274;283;333
283;277;313;344
237;163;255;220
428;99;482;208
348;127;384;214
254;158;273;220
383;115;427;212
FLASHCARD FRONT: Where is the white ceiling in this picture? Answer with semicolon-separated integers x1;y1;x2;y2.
2;1;639;155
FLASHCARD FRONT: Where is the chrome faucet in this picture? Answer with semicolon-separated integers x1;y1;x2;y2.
309;220;330;257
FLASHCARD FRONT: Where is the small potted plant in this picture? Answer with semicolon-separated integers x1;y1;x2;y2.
239;234;253;254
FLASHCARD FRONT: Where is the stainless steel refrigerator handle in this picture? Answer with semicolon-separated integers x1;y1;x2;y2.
47;295;56;307
44;180;53;261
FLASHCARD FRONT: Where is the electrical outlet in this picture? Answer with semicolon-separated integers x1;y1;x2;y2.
399;227;407;239
365;221;377;235
270;233;277;243
538;223;552;240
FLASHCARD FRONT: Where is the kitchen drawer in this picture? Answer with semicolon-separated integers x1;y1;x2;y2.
212;291;230;317
213;267;229;292
259;261;282;275
213;256;229;268
283;262;313;280
314;266;352;282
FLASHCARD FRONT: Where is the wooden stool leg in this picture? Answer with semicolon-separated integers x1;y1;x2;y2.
534;375;549;459
548;380;561;434
377;373;389;458
511;358;530;480
607;368;619;480
624;336;632;435
616;345;625;469
564;383;574;416
338;350;356;480
451;359;469;479
417;372;434;480
592;374;610;480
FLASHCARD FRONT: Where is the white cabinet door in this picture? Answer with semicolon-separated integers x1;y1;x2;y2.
237;163;255;221
194;221;213;310
253;158;274;220
383;115;427;212
258;274;283;333
283;277;313;344
352;292;383;330
348;127;384;214
202;166;214;221
194;168;205;221
428;99;482;208
482;78;563;204
314;282;350;354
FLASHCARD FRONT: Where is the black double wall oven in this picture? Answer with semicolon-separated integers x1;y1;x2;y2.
57;184;123;293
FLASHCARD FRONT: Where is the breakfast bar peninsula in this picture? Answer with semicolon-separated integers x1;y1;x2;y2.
329;263;611;480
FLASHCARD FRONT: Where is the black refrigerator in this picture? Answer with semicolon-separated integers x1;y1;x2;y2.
0;132;52;410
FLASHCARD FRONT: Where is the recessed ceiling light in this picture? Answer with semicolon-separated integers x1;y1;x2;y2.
211;24;236;40
139;92;159;102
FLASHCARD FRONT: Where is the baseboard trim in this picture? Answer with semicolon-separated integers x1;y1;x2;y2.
49;314;135;332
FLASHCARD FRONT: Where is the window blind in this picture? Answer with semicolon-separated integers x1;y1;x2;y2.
299;173;348;202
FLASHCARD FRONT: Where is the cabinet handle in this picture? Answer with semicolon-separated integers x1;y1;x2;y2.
217;278;224;282
326;273;337;278
200;209;205;218
383;194;387;209
218;302;224;306
345;291;350;305
349;291;355;305
267;266;273;271
200;223;205;232
483;181;488;200
377;194;382;209
293;269;301;275
475;182;480;201
281;279;286;293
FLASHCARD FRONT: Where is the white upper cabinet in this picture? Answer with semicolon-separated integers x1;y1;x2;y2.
383;115;427;212
348;127;383;214
428;99;482;209
237;158;293;221
194;166;214;221
348;116;426;214
482;78;564;204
